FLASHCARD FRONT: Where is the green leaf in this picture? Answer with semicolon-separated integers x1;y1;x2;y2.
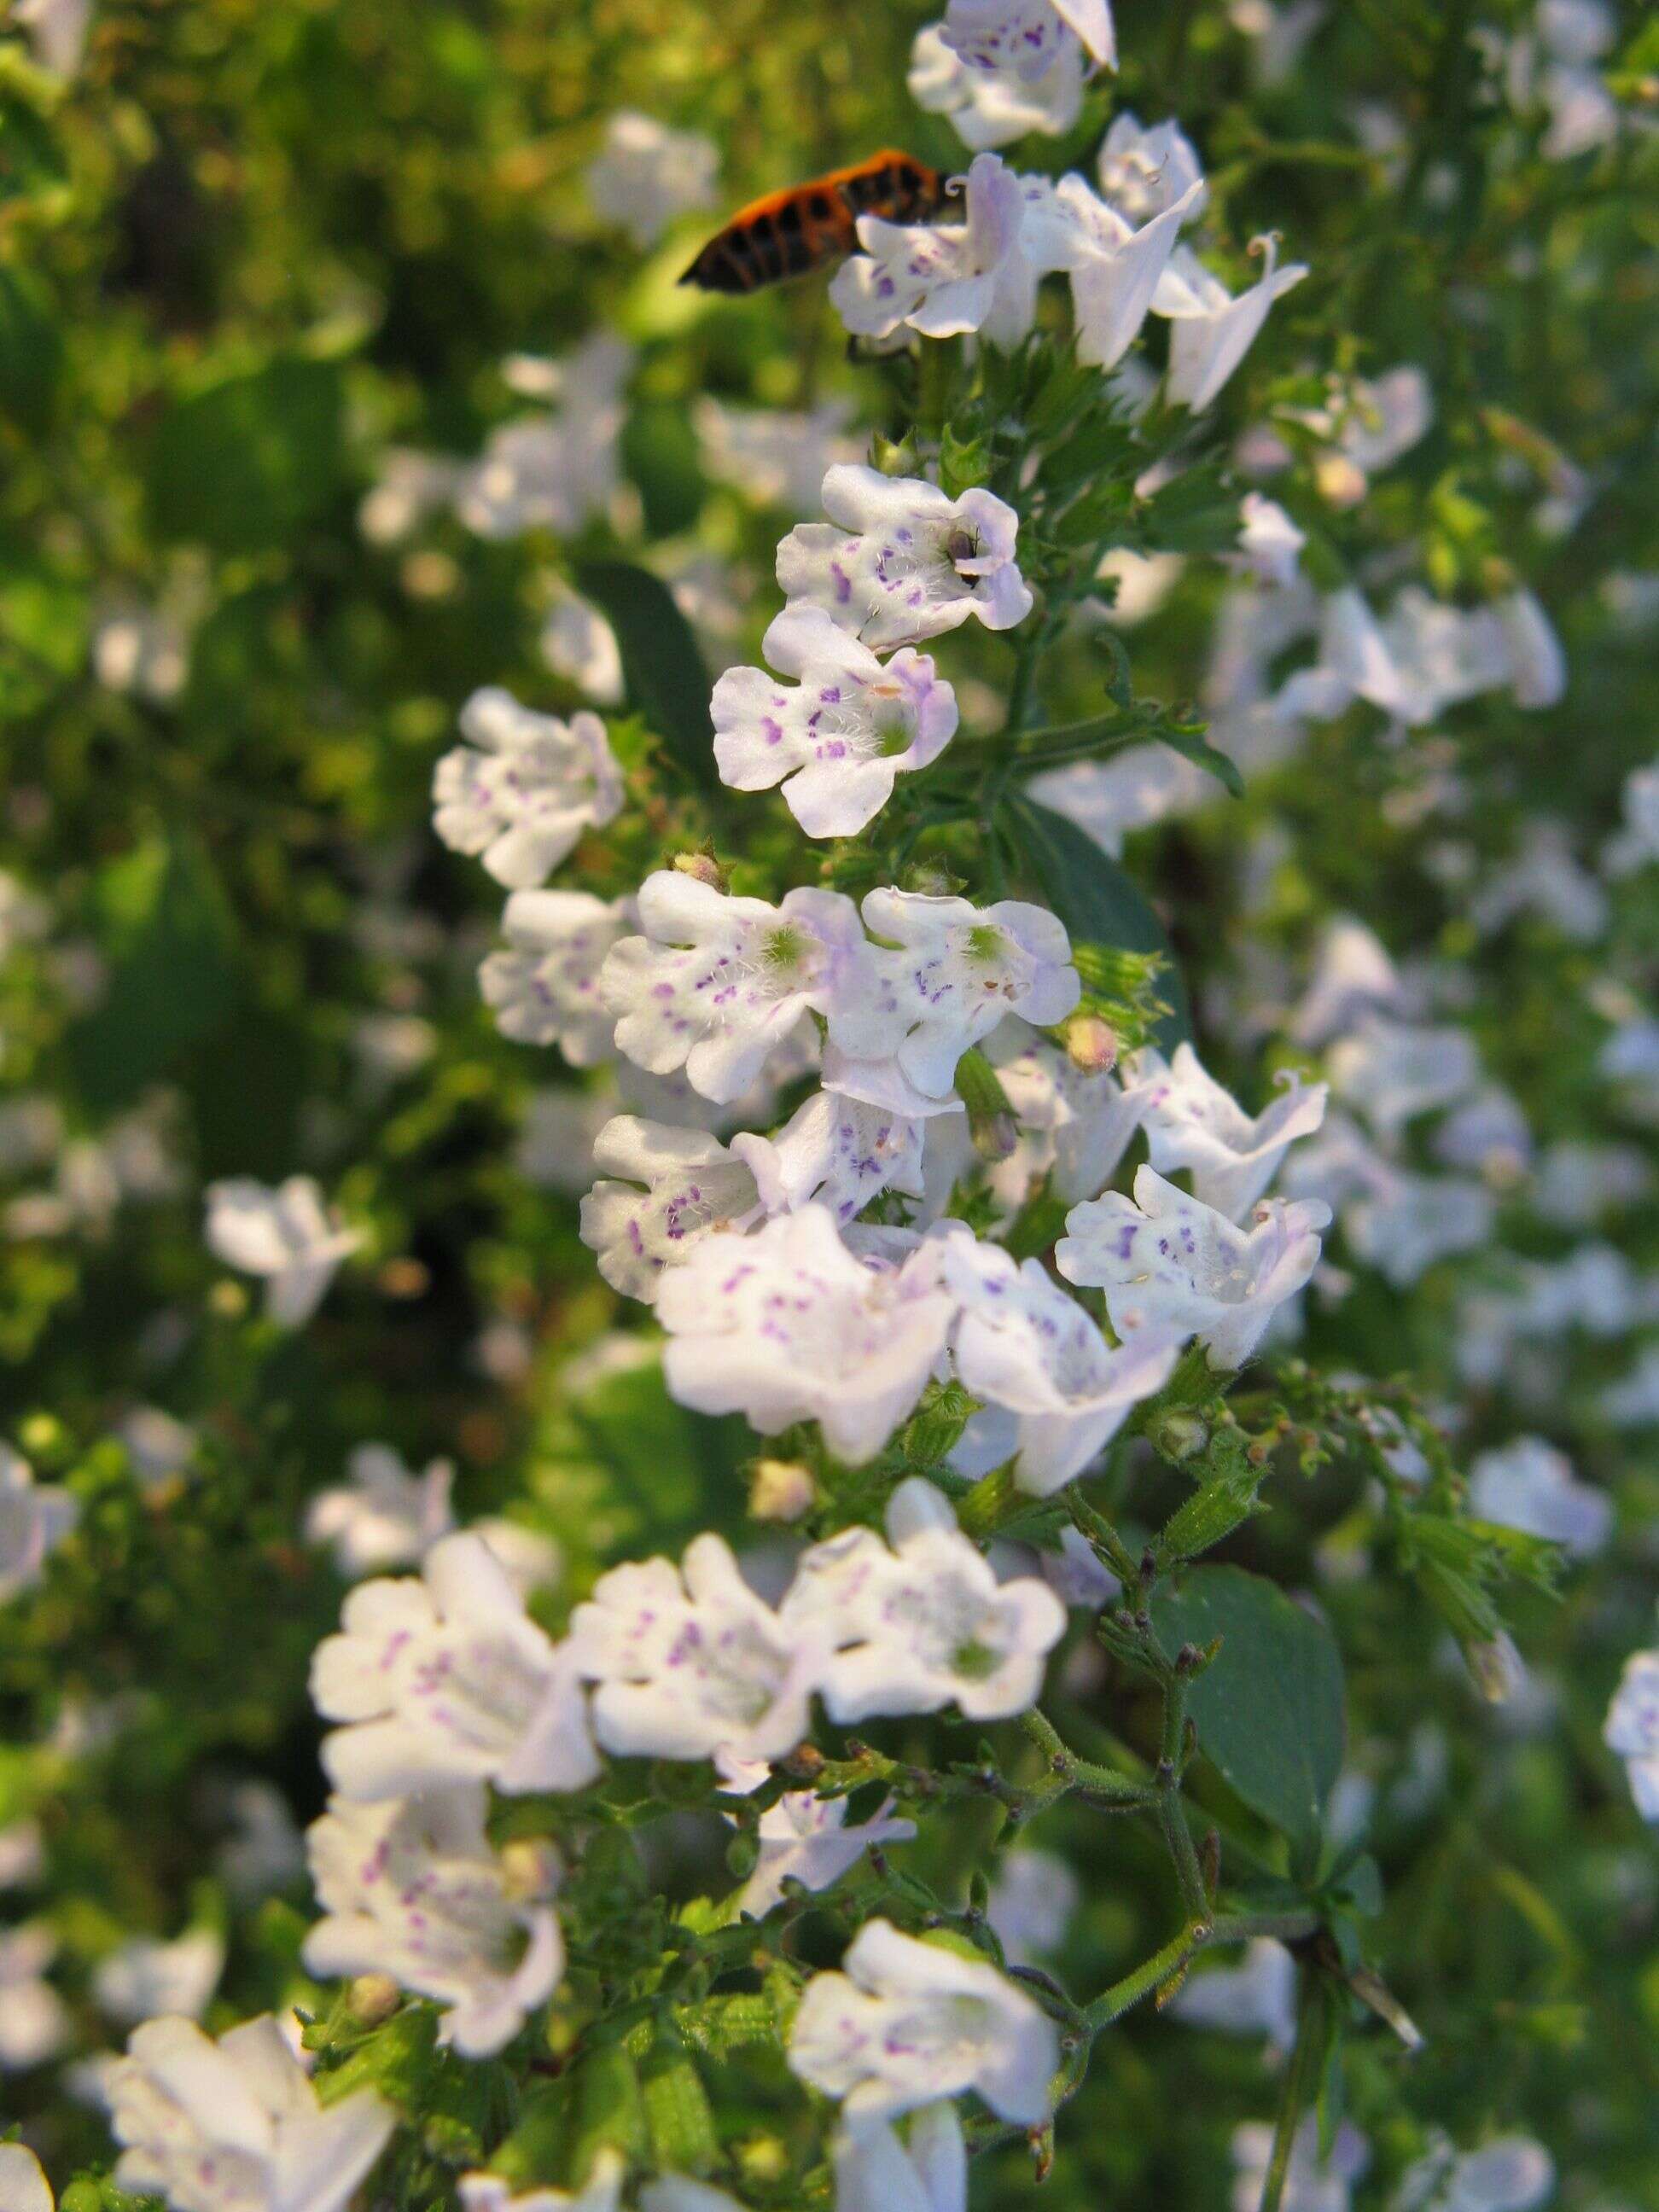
0;86;67;207
67;832;241;1109
1151;1563;1346;1866
148;358;346;553
1000;795;1191;1048
571;2045;649;2177
573;558;716;790
0;265;61;433
1139;461;1240;555
640;2046;719;2174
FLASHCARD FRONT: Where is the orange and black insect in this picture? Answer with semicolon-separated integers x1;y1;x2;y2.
679;150;960;294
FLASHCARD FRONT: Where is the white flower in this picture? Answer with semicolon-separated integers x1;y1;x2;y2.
13;0;91;77
1134;1042;1328;1220
92;603;189;704
1467;1436;1610;1557
114;1406;195;1499
1235;492;1305;585
358;448;469;545
1604;1647;1659;1818
1603;760;1659;876
457;337;632;541
1290;917;1404;1045
540;590;625;706
1232;2116;1370;2212
731;1088;931;1231
1026;743;1212;859
944;1236;1180;1492
0;2144;53;2212
789;1918;1059;2124
602;873;864;1106
715;1752;918;1917
434;690;623;891
985;1846;1079;1963
833;2102;966;2212
585;112;719;246
304;1786;562;2056
1033;171;1203;370
908;24;1085;149
1057;1164;1330;1369
831;888;1078;1104
1327;1016;1479;1138
1097;112;1208;224
656;1208;958;1463
481;890;633;1059
305;1443;457;1578
218;1783;306;1901
1343;1168;1494;1289
713;604;958;838
311;1531;599;1801
1393;2133;1555;2212
1154;236;1308;411
1602;1346;1659;1429
579;1117;761;1303
985;1024;1148;1203
569;1534;826;1762
941;0;1116;80
0;1922;71;2070
0;1445;78;1604
204;1176;361;1327
108;2012;394;2212
777;465;1033;652
1170;1938;1297;2044
831;153;1045;349
1493;588;1567;707
788;1477;1066;1721
693;397;862;513
94;1930;224;2026
460;2152;625;2212
0;1819;44;1889
1472;824;1607;943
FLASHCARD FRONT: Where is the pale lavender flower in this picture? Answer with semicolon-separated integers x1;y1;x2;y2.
480;890;634;1059
311;1532;598;1802
602;873;866;1105
713;603;958;837
434;690;623;890
941;0;1116;81
789;1917;1058;2123
579;1117;761;1303
777;465;1033;651
656;1208;958;1463
304;1786;562;2057
1057;1164;1330;1369
1134;1041;1328;1220
1153;236;1308;411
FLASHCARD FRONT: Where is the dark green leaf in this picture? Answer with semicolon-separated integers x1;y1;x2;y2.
0;87;66;207
1139;461;1240;555
68;832;242;1109
1151;1564;1346;1864
148;358;346;552
0;265;61;433
1000;795;1192;1048
573;558;716;790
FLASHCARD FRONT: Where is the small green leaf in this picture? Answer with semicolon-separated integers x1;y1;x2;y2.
1151;1564;1346;1866
0;86;67;207
640;2047;719;2174
573;558;717;790
571;2045;649;2177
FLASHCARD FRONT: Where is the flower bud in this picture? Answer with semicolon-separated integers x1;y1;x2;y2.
748;1457;816;1522
347;1972;402;2025
1062;1012;1118;1074
499;1837;562;1902
1464;1630;1523;1704
671;848;727;891
1313;451;1368;509
725;1831;759;1878
1148;1410;1209;1463
870;428;921;478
